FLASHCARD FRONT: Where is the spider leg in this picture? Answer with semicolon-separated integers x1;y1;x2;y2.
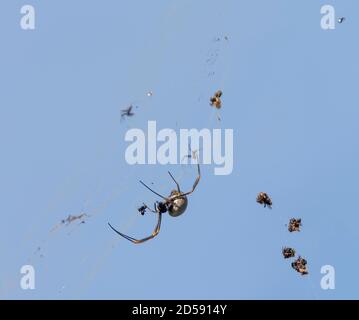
168;171;181;192
108;212;162;244
143;202;157;213
180;162;201;197
139;181;167;200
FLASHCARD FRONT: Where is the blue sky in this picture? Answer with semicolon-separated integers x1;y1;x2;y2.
0;0;358;299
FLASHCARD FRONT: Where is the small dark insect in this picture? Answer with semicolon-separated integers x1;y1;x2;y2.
282;247;296;259
121;105;135;119
137;204;148;216
108;163;201;244
256;192;272;209
288;218;302;232
338;17;346;24
291;256;308;275
210;90;223;109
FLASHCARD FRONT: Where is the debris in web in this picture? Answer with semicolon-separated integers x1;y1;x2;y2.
51;213;90;233
288;218;302;232
291;256;309;275
121;105;135;120
282;247;296;259
210;90;223;109
256;192;272;209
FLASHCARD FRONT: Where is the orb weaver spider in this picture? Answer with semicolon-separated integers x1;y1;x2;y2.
108;163;201;244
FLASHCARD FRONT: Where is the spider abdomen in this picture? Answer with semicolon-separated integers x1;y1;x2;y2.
168;196;188;217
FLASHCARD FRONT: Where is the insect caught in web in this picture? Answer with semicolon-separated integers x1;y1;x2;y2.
291;256;308;275
287;218;302;232
210;90;223;109
256;192;272;209
282;247;296;259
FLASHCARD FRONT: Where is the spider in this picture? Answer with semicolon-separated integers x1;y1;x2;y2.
282;247;296;259
288;218;302;232
256;192;272;208
108;163;201;244
210;90;223;109
121;105;135;119
291;256;308;275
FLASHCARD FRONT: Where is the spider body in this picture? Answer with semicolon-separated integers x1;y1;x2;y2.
155;201;168;214
167;190;188;217
108;163;200;244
